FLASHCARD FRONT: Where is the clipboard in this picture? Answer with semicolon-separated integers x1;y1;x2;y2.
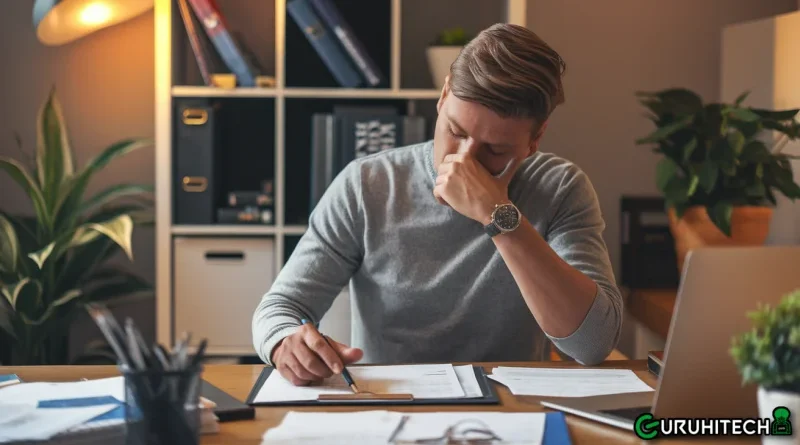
245;365;500;406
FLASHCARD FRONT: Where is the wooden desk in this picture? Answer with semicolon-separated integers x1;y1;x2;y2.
626;288;678;340
1;361;753;445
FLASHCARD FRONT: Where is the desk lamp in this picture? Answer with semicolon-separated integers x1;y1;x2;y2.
33;0;153;46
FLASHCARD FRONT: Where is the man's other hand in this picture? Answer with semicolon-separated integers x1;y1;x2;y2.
271;324;363;386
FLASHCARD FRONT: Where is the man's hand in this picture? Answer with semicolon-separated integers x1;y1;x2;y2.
433;154;521;224
271;325;363;386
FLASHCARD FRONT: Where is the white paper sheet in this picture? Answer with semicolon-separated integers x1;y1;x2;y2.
453;365;483;398
260;411;545;445
0;403;118;443
253;364;466;403
0;377;126;404
488;367;654;397
391;412;546;444
261;410;406;444
0;377;127;442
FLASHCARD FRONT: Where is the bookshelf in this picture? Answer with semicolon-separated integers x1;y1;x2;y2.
154;0;528;356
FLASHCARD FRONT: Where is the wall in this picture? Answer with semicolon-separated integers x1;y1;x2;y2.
525;0;798;358
0;2;155;360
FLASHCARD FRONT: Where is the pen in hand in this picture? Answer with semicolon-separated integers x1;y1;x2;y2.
301;319;360;394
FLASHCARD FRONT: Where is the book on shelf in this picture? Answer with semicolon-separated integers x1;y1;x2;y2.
309;0;385;87
309;106;428;212
176;0;213;85
185;0;260;87
287;0;366;88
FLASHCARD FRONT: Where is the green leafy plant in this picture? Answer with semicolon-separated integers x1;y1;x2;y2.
635;88;800;236
431;27;472;46
0;88;154;365
730;289;800;393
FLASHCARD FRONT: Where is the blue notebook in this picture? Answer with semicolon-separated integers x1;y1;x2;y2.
544;412;573;445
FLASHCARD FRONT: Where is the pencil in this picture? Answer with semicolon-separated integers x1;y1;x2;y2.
301;318;360;393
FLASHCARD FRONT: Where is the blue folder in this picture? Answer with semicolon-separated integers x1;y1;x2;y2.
543;411;573;445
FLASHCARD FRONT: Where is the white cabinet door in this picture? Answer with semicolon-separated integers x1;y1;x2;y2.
174;236;275;355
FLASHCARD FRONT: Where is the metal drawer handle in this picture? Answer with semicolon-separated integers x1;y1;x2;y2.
182;176;207;192
205;252;244;261
182;108;208;125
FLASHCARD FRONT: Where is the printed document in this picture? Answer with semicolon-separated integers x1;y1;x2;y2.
0;377;126;442
253;364;467;403
487;367;654;397
261;411;405;444
260;411;546;445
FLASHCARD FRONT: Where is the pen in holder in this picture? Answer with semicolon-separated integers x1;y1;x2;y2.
86;303;208;445
122;364;203;445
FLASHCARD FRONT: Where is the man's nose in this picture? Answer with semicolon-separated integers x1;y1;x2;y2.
456;138;480;156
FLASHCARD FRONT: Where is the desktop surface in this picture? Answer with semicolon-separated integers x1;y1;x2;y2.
0;361;757;445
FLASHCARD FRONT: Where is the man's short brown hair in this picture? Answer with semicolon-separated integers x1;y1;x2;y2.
448;23;566;127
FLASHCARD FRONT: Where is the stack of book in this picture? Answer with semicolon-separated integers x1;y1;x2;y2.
217;180;275;225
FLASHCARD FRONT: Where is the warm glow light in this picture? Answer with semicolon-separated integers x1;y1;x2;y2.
33;0;153;46
80;2;112;26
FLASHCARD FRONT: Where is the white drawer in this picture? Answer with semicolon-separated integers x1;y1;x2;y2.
174;236;275;355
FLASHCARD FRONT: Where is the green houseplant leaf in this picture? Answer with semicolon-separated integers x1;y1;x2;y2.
53;138;153;233
0;157;51;231
0;87;154;365
636;88;800;235
36;87;75;210
730;289;800;393
0;214;19;273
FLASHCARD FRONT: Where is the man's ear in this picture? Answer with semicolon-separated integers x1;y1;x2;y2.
528;120;549;156
436;75;450;113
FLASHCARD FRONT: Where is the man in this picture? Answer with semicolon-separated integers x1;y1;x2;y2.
252;23;623;386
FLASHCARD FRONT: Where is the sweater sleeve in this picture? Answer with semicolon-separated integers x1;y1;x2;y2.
542;166;624;365
251;162;365;365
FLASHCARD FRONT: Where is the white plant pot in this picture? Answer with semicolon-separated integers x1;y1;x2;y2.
426;46;463;91
758;386;800;444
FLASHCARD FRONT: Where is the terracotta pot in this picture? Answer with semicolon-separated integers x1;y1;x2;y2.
668;205;773;273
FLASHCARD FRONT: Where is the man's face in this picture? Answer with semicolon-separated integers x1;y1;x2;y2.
432;79;546;177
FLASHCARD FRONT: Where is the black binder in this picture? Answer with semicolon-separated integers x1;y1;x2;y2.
174;100;219;224
620;196;680;288
201;379;255;422
245;365;500;407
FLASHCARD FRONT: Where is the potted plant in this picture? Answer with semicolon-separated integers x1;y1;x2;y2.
730;289;800;444
635;88;800;272
0;88;154;365
426;27;473;91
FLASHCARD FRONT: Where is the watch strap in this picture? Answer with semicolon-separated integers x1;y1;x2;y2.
484;221;502;237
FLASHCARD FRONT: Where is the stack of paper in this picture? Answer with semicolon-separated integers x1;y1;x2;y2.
252;364;484;403
0;376;220;444
200;396;220;434
261;411;547;444
487;367;654;397
0;377;127;444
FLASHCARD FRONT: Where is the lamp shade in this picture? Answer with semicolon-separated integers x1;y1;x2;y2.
33;0;153;46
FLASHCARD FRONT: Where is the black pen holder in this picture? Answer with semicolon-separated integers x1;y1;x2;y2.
121;365;203;445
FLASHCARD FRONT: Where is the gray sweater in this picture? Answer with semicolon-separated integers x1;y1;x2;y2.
252;140;623;366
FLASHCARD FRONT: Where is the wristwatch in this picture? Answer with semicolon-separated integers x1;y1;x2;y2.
484;202;521;237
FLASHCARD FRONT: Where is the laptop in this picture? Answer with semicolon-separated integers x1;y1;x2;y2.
540;246;800;430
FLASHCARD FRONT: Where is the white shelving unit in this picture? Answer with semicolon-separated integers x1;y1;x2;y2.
154;0;527;356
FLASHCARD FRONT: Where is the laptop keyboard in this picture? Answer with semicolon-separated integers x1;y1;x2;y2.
599;407;652;421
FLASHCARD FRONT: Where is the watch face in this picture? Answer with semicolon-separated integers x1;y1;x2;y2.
494;204;520;231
